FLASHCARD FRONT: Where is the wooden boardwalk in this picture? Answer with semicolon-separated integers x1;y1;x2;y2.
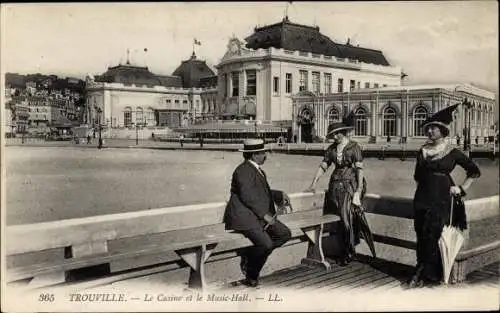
221;257;499;292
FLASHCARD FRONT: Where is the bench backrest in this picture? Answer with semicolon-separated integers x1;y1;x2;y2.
6;192;325;256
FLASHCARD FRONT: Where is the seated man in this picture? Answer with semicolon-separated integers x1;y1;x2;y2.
223;139;292;287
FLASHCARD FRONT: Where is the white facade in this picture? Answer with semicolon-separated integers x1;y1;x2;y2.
292;83;496;144
86;79;217;131
216;40;402;123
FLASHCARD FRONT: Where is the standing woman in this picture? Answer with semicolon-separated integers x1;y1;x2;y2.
408;104;480;288
305;113;366;265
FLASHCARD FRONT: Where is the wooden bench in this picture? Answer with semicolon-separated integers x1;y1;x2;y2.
6;192;339;290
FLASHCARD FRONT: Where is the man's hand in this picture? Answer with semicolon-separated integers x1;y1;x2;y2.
450;186;462;196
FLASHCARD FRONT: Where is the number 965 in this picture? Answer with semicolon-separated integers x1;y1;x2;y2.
38;293;55;302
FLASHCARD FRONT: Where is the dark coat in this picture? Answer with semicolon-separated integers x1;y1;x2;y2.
223;160;284;231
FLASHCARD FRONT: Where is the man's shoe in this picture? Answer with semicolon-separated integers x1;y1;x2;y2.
242;278;259;288
239;255;248;276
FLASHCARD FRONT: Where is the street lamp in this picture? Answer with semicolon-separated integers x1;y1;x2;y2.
136;122;139;145
95;106;103;149
462;98;472;156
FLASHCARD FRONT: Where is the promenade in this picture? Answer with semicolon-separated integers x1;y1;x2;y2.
4;137;498;158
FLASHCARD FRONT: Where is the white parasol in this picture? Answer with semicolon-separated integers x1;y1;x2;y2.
438;195;466;285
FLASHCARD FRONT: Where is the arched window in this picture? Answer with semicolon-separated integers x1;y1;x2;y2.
123;107;132;127
146;107;155;126
136;107;144;125
413;106;428;136
327;107;340;124
300;107;313;125
354;108;367;136
383;107;397;137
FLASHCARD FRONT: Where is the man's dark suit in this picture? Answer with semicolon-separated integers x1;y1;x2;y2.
223;160;291;281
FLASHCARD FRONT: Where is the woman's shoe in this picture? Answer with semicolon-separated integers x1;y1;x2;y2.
338;254;352;267
404;278;425;289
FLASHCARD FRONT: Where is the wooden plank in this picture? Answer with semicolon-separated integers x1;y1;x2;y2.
317;266;374;290
363;275;400;291
260;266;318;285
294;263;365;289
271;267;329;288
71;241;108;258
456;240;500;260
307;264;367;289
341;271;388;290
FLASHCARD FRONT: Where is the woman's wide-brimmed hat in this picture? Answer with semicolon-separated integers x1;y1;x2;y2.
421;103;459;135
326;111;355;137
239;139;268;152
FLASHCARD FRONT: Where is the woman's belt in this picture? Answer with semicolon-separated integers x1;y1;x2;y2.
428;172;448;177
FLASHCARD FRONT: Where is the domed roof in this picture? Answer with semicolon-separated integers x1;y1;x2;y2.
244;17;390;66
172;52;216;88
95;63;182;88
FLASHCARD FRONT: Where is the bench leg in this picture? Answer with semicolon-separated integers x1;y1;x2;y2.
451;260;467;284
29;272;67;289
300;224;331;270
175;243;217;290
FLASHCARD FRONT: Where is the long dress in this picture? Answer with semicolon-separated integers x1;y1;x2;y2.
323;140;366;261
413;144;481;283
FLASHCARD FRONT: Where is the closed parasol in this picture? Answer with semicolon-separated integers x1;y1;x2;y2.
353;204;377;258
439;195;466;285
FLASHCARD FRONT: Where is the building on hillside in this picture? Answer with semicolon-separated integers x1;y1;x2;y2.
291;83;496;143
215;16;403;126
85;52;218;135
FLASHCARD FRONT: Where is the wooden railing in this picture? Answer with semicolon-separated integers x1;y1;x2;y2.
6;192;498;289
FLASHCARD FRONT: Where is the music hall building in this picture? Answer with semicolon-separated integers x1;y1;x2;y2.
291;83;496;144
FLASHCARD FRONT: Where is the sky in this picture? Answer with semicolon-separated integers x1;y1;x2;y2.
1;1;498;95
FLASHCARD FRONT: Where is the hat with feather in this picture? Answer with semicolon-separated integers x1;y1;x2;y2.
421;103;460;136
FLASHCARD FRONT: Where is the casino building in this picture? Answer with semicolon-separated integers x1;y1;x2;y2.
215;16;403;126
85;52;218;137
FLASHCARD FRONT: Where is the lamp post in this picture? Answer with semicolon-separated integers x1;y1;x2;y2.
95;106;103;149
462;98;472;156
136;121;139;145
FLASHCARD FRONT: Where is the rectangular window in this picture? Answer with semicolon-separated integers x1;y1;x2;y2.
299;70;308;92
285;73;292;94
224;74;228;97
338;79;344;92
166;99;171;104
383;84;387;87
374;83;379;88
273;76;279;95
312;72;320;93
357;81;361;89
324;73;332;94
350;80;356;91
246;70;256;96
183;100;188;104
124;111;132;127
231;72;239;97
364;82;370;89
